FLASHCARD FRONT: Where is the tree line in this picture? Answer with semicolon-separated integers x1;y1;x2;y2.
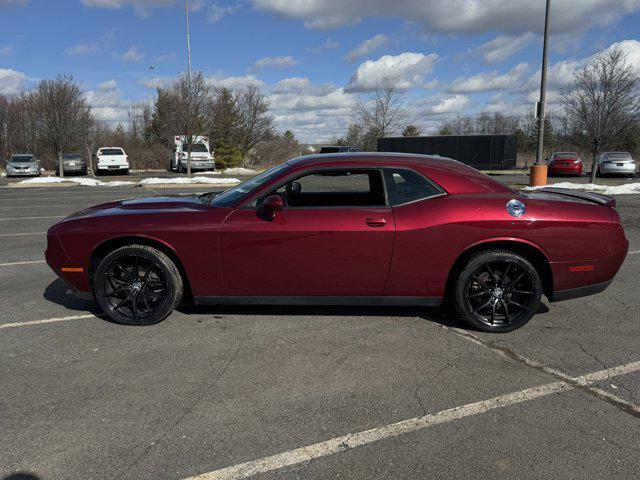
1;48;638;179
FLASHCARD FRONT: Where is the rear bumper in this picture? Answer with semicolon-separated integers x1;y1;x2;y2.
97;164;129;170
63;165;87;172
548;164;582;175
600;163;637;175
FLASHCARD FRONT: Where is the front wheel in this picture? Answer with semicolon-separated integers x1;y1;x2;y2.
93;245;183;325
452;250;542;333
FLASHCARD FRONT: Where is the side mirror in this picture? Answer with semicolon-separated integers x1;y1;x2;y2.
262;194;284;219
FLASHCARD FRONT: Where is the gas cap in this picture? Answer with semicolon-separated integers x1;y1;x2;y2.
506;199;526;217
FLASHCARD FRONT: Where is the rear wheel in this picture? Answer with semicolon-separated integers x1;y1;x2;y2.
93;245;183;326
453;250;542;333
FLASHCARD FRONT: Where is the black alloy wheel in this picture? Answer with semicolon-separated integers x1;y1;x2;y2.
94;245;183;325
453;250;542;333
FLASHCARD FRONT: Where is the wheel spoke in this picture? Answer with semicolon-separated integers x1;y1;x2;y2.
501;262;512;286
490;303;496;324
506;271;525;290
140;291;152;312
468;289;491;299
500;299;510;324
113;291;133;310
507;298;528;310
115;262;134;282
131;293;138;316
473;298;493;314
512;288;534;295
105;273;127;285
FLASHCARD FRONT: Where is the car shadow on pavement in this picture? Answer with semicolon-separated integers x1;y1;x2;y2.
43;279;103;316
2;473;41;480
177;303;471;329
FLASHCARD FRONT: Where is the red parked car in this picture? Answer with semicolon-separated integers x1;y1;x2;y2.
46;153;628;332
547;152;583;176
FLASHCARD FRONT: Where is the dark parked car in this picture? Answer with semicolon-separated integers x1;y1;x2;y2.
57;154;88;176
46;153;628;332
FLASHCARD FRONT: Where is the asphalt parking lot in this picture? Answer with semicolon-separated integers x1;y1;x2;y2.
1;179;639;480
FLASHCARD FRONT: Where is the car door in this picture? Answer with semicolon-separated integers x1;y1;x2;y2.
219;168;395;297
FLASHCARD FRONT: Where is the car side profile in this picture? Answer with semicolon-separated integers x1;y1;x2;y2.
547;152;582;176
46;153;628;332
5;153;41;177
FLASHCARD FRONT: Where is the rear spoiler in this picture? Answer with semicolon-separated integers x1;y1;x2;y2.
536;187;616;208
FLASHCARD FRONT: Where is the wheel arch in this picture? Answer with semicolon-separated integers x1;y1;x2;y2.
445;238;554;300
89;235;192;299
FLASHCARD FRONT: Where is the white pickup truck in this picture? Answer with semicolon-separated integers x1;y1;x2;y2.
169;135;215;173
94;147;129;175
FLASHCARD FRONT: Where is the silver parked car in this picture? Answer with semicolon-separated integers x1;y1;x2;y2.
596;152;637;177
57;153;88;176
5;154;41;177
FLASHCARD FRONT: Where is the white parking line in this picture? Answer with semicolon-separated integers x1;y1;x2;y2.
0;260;46;267
184;360;640;480
0;232;45;237
0;314;95;330
0;215;63;221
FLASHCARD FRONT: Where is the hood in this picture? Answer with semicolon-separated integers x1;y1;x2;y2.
63;195;214;220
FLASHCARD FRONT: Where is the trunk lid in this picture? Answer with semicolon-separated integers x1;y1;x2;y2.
527;187;616;208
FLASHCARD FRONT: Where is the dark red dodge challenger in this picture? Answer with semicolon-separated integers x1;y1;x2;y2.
46;153;628;332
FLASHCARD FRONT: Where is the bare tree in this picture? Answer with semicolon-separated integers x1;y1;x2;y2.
560;48;640;183
352;80;408;143
32;75;93;177
235;84;274;158
155;71;212;176
128;101;154;141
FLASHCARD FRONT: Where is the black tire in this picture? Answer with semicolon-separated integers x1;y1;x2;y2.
453;250;542;333
122;169;129;175
93;244;183;326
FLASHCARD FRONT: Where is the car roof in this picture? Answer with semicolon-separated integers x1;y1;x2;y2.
285;152;513;195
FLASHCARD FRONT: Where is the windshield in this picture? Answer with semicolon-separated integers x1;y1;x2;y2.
607;152;631;159
99;148;124;155
63;154;82;160
187;143;208;153
211;163;289;207
10;155;34;163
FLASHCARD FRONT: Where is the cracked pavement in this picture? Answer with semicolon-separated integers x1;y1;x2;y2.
0;184;639;480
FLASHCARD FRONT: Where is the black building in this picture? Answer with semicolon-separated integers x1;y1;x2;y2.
377;135;518;170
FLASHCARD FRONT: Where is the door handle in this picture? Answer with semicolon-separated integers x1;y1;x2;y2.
365;217;386;227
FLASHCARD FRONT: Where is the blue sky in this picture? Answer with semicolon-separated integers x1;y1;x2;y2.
1;0;639;142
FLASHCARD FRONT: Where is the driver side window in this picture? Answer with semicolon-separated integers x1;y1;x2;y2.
273;169;386;208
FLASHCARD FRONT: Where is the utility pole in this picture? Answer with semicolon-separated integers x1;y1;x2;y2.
535;0;551;165
185;0;192;79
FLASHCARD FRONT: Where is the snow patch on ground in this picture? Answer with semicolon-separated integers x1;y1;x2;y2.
0;172;5;178
194;171;222;175
138;177;240;186
16;176;239;187
525;181;640;195
222;167;257;175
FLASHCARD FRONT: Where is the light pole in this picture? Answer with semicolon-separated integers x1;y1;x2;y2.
535;0;551;165
185;0;192;78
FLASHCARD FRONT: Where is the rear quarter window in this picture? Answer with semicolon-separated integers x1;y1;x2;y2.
384;168;444;206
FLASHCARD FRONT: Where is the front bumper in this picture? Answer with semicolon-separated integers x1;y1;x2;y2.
7;169;39;176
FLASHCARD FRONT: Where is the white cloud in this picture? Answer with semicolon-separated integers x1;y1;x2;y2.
345;34;388;63
138;76;171;89
251;55;298;70
67;43;99;56
417;94;471;115
475;32;537;63
207;2;240;22
448;62;528;93
121;46;143;62
85;79;130;125
346;52;438;92
309;38;340;54
0;68;26;96
251;0;640;36
206;74;264;89
80;0;175;18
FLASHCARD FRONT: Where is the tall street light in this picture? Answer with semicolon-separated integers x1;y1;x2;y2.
535;0;551;165
185;0;192;78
